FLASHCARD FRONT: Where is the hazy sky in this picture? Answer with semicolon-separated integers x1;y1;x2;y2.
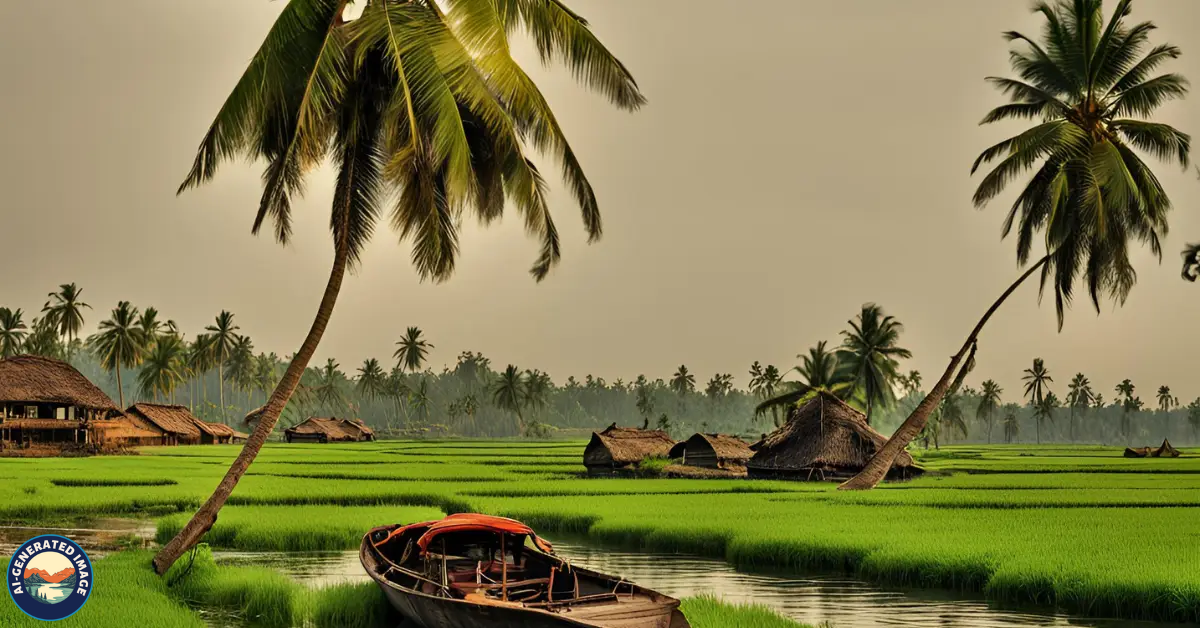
2;1;1198;404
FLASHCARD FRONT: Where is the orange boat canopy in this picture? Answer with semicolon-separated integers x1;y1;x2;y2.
384;514;554;555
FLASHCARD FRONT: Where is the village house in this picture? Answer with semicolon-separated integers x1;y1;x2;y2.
284;417;375;443
0;355;123;447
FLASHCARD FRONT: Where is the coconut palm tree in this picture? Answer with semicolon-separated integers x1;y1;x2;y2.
670;366;695;395
492;365;528;434
312;359;347;415
1023;359;1053;408
138;334;187;402
755;341;855;418
356;358;387;403
1156;385;1177;437
42;283;90;358
394;327;433;374
205;311;240;423
1003;403;1022;444
1187;398;1200;439
158;0;644;572
846;0;1191;490
836;303;912;424
977;380;1003;444
524;369;552;420
1183;243;1200;281
188;334;217;412
0;308;28;359
22;317;65;360
1066;373;1095;441
137;307;166;346
939;392;969;444
88;302;146;408
1033;391;1060;445
226;335;257;409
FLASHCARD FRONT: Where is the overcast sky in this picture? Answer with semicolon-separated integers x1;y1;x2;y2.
2;1;1198;404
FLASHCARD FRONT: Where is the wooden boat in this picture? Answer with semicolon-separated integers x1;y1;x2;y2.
360;513;690;628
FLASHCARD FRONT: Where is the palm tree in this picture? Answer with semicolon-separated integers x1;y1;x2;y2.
670;366;695;395
492;365;528;434
755;341;855;418
524;369;552;420
977;380;1003;444
42;283;90;358
313;359;347;414
188;335;217;413
226;335;256;409
137;307;165;345
88;301;146;408
394;327;433;374
1066;373;1095;441
205;311;240;423
1187;398;1200;439
157;0;643;572
138;334;186;402
846;0;1191;490
22;317;65;360
939;392;969;444
1033;392;1060;445
1184;243;1200;281
837;303;912;424
0;308;28;358
1156;385;1176;438
1003;403;1022;444
356;358;387;403
1023;358;1053;411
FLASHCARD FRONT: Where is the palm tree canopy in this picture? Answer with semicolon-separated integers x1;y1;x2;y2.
1184;243;1200;281
491;364;527;413
177;0;644;280
670;365;695;395
1157;385;1173;410
1116;378;1136;400
977;379;1004;418
89;302;147;371
0;308;28;359
42;283;91;342
205;311;241;363
394;326;433;373
1067;373;1095;408
138;334;187;400
972;0;1191;327
1022;358;1053;405
837;303;912;414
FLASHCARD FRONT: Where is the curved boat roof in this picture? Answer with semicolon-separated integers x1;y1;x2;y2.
385;514;555;555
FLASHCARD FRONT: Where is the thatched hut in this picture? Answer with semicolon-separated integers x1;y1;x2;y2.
1155;439;1181;458
0;355;122;446
669;433;753;470
124;404;203;446
747;392;921;481
193;420;239;445
284;417;375;443
583;424;676;475
90;417;164;447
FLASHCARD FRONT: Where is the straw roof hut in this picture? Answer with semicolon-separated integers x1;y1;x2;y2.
124;404;203;446
0;355;121;447
284;417;374;443
90;417;165;447
747;392;921;481
669;433;753;470
1154;439;1181;458
583;423;676;475
193;420;239;445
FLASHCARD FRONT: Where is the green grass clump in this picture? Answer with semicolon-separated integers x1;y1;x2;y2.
156;505;444;551
305;582;405;628
166;545;301;628
681;596;813;628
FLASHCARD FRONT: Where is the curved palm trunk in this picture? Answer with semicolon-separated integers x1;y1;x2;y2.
153;232;350;574
839;254;1051;491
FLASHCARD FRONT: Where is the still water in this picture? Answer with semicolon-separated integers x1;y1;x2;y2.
212;542;1173;628
26;582;72;603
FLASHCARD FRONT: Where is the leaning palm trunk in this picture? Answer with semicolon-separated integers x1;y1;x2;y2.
840;254;1050;490
153;230;348;574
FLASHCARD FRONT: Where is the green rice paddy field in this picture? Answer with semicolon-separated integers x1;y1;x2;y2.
3;441;1200;626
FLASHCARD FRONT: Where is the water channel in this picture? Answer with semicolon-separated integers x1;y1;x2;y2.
0;523;1178;628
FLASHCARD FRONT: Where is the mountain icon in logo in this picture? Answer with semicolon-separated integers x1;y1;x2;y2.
22;554;78;604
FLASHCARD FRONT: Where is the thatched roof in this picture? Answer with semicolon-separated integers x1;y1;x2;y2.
285;417;372;441
91;417;162;441
125;404;202;438
1155;439;1180;458
194;420;235;438
584;424;676;466
747;392;917;478
0;355;120;414
676;433;754;463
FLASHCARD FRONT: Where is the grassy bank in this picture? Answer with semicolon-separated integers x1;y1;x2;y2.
3;442;1199;623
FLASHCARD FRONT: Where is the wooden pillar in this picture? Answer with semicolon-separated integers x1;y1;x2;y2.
501;534;508;601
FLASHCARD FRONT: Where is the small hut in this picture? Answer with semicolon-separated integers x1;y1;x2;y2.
1155;439;1181;458
91;417;165;447
669;433;753;470
284;417;375;443
192;420;239;445
583;424;676;475
123;403;203;446
747;391;921;481
0;355;122;446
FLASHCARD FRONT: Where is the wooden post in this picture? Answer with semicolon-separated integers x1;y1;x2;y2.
548;567;556;602
501;534;508;601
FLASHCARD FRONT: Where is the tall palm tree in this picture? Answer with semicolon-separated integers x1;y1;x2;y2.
977;380;1003;444
846;0;1191;489
939;392;969;444
205;311;240;423
524;369;552;420
1034;391;1060;445
492;365;528;434
670;365;695;395
226;335;257;410
157;0;644;572
0;308;28;359
1066;373;1095;442
1003;403;1022;444
837;303;912;424
755;341;855;418
137;307;165;346
138;334;187;402
1023;359;1054;407
313;359;348;414
1184;243;1200;281
393;326;433;374
88;302;146;408
1156;385;1176;437
188;334;217;413
42;283;90;358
